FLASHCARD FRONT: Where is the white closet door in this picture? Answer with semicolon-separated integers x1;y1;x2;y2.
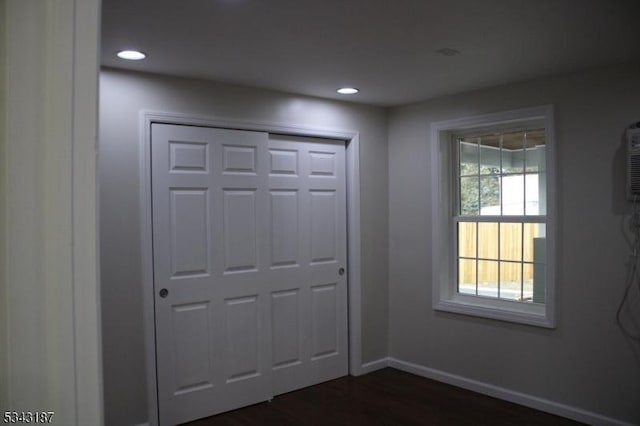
151;124;347;425
152;124;272;425
267;134;348;395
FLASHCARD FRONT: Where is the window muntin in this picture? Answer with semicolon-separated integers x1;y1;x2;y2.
454;129;547;304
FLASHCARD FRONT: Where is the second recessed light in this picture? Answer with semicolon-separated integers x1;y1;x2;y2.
337;87;359;95
117;50;147;60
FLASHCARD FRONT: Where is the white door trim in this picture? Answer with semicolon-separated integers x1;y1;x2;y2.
139;111;362;426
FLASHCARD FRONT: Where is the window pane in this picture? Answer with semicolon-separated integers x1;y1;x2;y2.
479;176;500;214
458;222;477;258
459;176;479;215
501;174;524;215
523;223;538;262
537;223;546;238
501;131;525;174
502;130;526;150
524;173;541;215
499;261;522;301
459;138;479;176
477;260;498;298
526;172;546;215
478;222;498;260
527;224;547;263
458;258;476;295
530;227;546;303
460;162;478;177
532;263;546;303
525;130;545;172
500;222;522;261
523;262;534;294
479;135;501;175
532;234;546;264
479;164;500;176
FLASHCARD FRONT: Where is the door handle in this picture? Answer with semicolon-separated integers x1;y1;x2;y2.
159;288;169;298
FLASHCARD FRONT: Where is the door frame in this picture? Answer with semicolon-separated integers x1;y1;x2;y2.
139;111;362;426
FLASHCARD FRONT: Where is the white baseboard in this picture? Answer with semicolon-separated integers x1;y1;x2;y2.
387;358;633;426
358;358;390;375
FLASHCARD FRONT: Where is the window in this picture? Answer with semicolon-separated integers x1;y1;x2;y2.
431;106;555;327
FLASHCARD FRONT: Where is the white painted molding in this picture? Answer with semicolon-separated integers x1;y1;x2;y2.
139;113;159;426
359;358;390;375
139;111;363;425
388;358;633;426
139;110;360;140
71;0;104;424
346;133;363;377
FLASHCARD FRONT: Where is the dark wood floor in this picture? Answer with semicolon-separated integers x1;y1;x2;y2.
185;368;583;426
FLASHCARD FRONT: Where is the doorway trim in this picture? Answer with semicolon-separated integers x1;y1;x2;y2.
139;111;362;426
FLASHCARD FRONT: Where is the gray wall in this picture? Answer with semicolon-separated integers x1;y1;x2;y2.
101;62;640;425
99;68;389;425
388;63;640;424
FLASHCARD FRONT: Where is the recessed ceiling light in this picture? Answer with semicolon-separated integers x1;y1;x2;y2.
117;50;147;60
337;87;359;95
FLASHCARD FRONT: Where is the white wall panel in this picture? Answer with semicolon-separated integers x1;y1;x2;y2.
225;296;260;382
170;142;208;172
309;151;336;176
172;303;212;394
223;190;258;272
271;290;301;368
270;149;298;176
270;191;299;267
170;190;209;277
310;191;337;263
223;145;257;175
311;284;338;359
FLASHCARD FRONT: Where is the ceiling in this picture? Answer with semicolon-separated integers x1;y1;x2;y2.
101;0;640;107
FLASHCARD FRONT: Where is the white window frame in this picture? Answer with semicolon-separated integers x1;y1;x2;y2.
430;105;556;328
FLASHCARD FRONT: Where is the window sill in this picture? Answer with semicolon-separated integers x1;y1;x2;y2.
434;295;555;328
